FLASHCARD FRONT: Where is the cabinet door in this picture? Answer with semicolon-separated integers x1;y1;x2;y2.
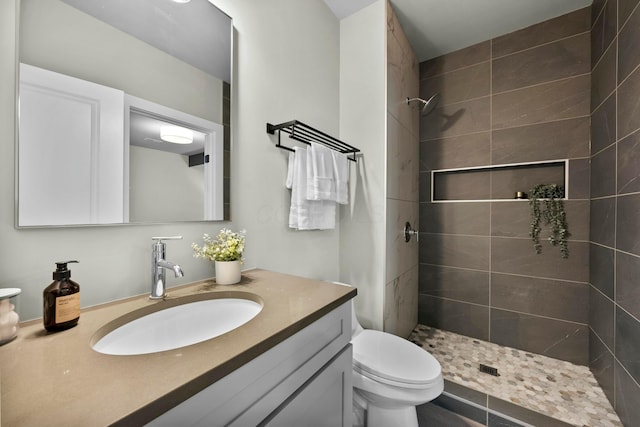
262;345;352;427
146;302;352;427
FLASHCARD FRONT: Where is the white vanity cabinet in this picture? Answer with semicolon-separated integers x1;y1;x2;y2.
147;301;353;427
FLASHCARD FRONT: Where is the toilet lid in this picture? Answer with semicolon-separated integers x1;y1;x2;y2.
352;329;441;386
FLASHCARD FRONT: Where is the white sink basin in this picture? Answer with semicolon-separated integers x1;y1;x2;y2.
92;296;262;356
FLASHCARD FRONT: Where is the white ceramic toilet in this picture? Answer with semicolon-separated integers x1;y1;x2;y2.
334;282;444;427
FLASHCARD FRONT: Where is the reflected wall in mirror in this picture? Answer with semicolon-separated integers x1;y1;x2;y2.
17;0;231;227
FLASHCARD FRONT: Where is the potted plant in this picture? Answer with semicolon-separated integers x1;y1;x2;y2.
528;184;570;258
192;228;245;285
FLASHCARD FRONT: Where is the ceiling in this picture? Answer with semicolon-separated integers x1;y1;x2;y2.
324;0;592;61
61;0;231;82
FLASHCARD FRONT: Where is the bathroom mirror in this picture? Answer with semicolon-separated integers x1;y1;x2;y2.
16;0;231;227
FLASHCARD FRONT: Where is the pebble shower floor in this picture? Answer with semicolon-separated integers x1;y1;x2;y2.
409;325;622;427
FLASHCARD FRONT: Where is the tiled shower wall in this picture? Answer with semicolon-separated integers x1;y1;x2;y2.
418;8;592;365
384;1;420;338
589;0;640;424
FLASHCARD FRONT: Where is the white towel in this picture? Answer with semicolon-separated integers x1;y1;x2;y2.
307;142;336;201
287;147;335;230
331;150;349;205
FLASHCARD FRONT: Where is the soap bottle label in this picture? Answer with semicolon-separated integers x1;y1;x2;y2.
55;293;80;323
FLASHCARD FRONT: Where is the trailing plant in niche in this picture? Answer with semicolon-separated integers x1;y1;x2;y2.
528;184;570;258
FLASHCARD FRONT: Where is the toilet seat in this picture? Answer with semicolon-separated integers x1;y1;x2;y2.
352;330;441;389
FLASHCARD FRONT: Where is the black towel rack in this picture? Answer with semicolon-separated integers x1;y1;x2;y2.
266;120;360;162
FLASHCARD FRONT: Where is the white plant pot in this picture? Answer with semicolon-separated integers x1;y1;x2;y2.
214;260;241;285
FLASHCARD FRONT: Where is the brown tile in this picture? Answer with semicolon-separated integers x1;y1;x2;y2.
419;172;431;201
616;306;640;383
417;401;486;427
591;144;617;198
565;200;591;241
420;233;490;270
490;163;565;200
421;96;490;141
491;237;589;282
618;129;640;194
490;201;533;238
491;273;588;323
432;394;488;425
568;158;590;199
592;0;607;26
492;7;590;57
616;193;640;256
590;198;616;247
418;295;489;340
591;42;617;110
491;200;589;241
591;0;617;68
420;132;490;171
590;330;615;406
615;359;640;426
419;264;490;305
618;1;640;82
618;65;640;138
492;33;590;94
590;243;615;298
619;0;640;30
420;41;491;79
491;118;589;164
492;75;590;130
421;61;490;106
590;92;616;154
616;251;640;320
490;309;588;365
420;202;490;235
590;285;615;349
488;413;527;427
433;169;491;201
443;380;488;407
488;396;577;427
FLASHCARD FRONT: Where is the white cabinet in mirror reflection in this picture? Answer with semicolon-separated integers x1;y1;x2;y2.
18;63;125;226
18;64;224;227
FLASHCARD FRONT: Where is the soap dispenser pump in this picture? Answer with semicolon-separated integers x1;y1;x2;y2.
43;260;80;332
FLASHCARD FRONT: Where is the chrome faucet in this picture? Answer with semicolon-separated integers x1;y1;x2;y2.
150;236;184;299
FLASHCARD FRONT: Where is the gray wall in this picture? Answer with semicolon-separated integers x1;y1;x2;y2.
1;0;342;321
589;0;640;424
418;8;592;365
129;146;204;222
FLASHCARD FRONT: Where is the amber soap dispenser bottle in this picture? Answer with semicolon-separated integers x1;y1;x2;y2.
43;260;80;332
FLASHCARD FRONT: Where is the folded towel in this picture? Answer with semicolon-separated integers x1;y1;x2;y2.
307;142;336;201
288;147;336;230
331;150;349;205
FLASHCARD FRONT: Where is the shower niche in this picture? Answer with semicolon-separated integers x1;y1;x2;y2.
431;159;567;202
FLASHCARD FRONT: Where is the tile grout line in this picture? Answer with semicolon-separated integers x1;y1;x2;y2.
491;72;590;97
418;261;590;285
612;2;619;410
419;114;591;144
488;38;493;343
425;295;589;326
491;30;591;61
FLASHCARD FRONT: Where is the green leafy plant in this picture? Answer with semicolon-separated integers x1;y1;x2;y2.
192;228;245;262
528;184;570;258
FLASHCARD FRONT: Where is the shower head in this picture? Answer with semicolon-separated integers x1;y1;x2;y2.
406;93;440;116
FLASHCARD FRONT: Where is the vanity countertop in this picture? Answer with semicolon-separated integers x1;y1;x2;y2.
0;269;356;426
